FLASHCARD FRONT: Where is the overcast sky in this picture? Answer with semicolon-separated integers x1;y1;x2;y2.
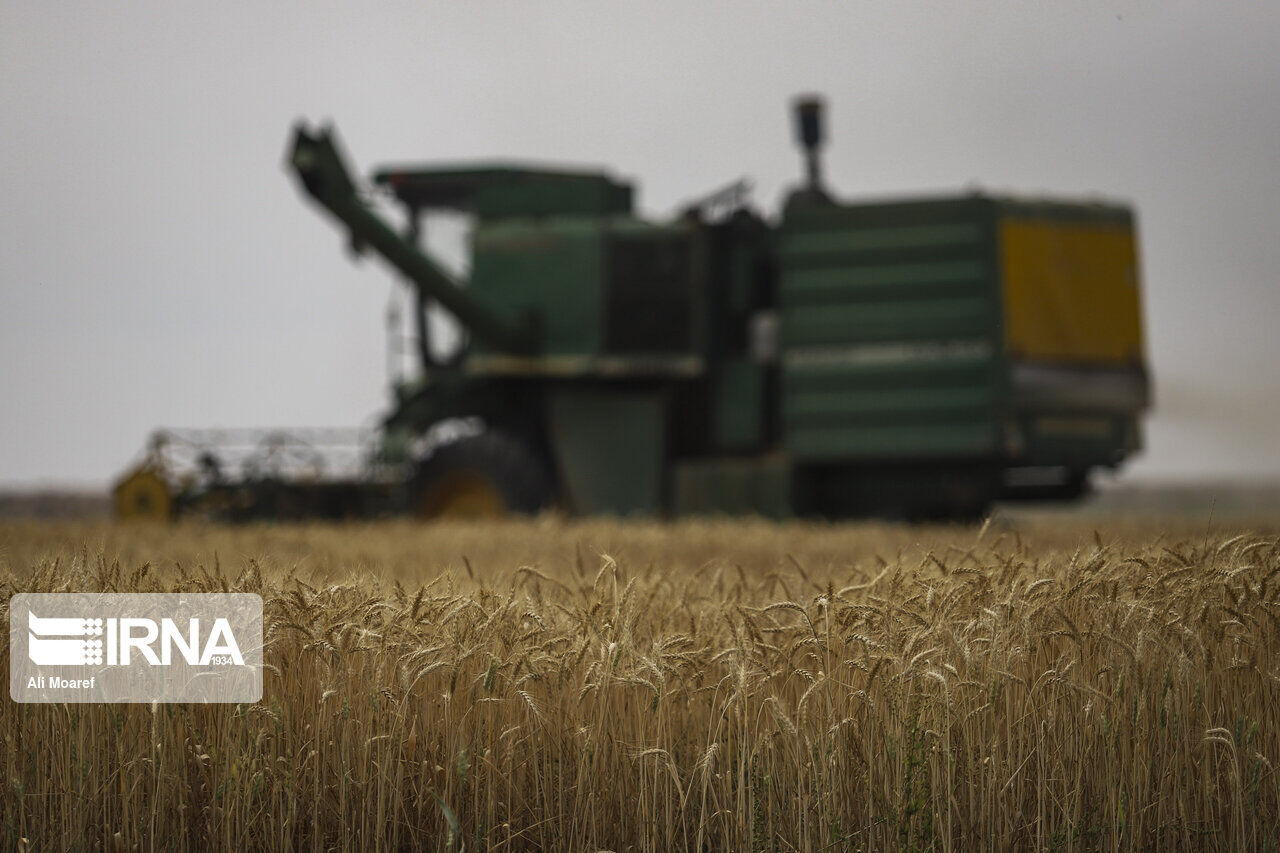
2;2;1277;487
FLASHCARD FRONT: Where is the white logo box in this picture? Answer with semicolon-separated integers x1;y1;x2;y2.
10;593;262;703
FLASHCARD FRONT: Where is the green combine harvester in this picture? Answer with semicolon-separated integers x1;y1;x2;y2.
115;97;1149;521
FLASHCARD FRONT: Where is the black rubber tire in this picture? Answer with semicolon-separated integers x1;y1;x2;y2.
412;430;554;518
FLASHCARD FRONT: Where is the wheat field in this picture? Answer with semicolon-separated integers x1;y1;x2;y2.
2;514;1279;851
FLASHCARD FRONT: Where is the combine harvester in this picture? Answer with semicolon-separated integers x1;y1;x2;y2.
115;97;1149;521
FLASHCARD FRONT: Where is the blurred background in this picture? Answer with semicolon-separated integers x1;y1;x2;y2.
2;2;1277;506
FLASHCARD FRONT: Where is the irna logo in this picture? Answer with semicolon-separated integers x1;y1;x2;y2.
27;612;245;667
10;592;262;704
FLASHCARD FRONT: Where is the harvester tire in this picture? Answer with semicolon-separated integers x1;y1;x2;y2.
413;430;553;519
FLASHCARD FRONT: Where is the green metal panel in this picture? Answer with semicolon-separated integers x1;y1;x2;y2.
602;221;703;356
789;422;996;459
471;217;607;356
783;259;989;297
547;388;665;515
711;359;765;452
373;163;633;218
778;196;1003;462
474;178;632;220
470;217;700;360
671;455;791;518
784;296;991;345
779;222;985;255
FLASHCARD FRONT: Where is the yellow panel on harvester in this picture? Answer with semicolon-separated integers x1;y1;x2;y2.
999;217;1143;365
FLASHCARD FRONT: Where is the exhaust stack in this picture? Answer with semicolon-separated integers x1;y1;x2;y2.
792;95;826;194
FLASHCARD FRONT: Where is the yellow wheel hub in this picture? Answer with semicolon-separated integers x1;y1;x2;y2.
419;472;508;519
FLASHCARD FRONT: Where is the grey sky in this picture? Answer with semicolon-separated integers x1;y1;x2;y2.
2;2;1277;487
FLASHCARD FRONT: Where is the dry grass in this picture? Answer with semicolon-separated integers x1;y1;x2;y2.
2;514;1279;850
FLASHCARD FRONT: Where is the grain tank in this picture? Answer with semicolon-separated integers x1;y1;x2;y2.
255;97;1150;519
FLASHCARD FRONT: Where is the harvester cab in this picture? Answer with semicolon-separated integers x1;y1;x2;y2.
288;122;777;518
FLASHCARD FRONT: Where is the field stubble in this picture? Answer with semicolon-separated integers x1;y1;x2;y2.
2;514;1279;850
